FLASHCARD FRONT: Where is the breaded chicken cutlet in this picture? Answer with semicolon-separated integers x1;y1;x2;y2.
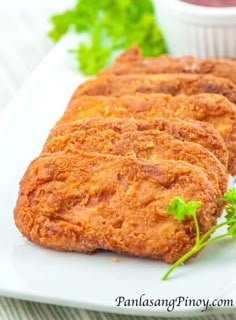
14;152;219;263
43;127;228;204
100;46;236;85
54;107;228;169
62;93;236;174
14;46;233;264
75;74;236;104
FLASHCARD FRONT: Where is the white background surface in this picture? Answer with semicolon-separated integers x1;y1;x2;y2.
0;0;74;109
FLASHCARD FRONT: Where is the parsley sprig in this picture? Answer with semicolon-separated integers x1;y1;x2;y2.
162;189;236;281
48;0;166;75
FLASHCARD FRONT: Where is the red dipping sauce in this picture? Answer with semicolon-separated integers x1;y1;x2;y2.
182;0;236;6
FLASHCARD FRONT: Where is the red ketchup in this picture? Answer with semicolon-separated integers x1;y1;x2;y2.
182;0;236;6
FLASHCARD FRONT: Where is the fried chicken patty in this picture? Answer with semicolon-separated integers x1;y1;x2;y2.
14;152;219;263
54;110;228;169
75;74;236;104
63;93;236;174
43;127;227;203
100;46;236;85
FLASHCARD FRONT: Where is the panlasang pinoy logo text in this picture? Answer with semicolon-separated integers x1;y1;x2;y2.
115;294;234;312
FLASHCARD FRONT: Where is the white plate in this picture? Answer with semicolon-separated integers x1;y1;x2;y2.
0;35;236;318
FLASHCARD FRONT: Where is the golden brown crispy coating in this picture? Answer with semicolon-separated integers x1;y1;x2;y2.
43;127;227;202
14;152;219;263
54;99;228;168
100;46;236;84
63;93;236;174
75;74;236;104
14;46;234;263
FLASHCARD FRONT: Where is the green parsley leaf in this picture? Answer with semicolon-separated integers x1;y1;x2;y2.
228;222;236;240
162;189;236;281
166;197;201;221
48;0;167;75
222;188;236;205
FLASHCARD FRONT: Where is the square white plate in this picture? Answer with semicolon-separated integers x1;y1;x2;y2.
0;35;236;318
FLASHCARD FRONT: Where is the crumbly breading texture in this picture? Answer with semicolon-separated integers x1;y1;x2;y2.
43;126;227;202
62;93;235;174
54;98;228;169
75;74;236;104
14;49;232;262
14;152;218;263
100;45;236;85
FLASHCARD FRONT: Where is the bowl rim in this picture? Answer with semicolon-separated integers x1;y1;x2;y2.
157;0;236;16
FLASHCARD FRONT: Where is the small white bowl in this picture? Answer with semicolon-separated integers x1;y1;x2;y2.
155;0;236;57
